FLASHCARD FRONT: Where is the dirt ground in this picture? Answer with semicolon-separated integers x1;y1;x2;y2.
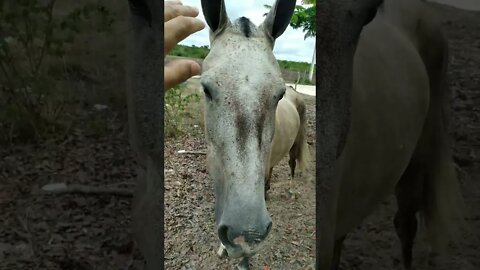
0;2;478;270
339;3;480;270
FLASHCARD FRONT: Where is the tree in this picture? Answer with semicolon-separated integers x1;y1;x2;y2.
264;0;316;81
290;0;316;40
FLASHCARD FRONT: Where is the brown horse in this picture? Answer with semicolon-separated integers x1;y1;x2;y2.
265;86;310;199
316;0;465;269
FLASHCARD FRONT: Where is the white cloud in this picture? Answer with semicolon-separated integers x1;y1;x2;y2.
174;0;315;63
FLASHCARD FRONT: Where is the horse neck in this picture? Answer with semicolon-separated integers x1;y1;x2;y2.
316;0;383;193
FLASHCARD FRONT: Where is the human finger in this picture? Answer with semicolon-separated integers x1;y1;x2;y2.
164;2;199;22
164;59;202;90
164;16;205;54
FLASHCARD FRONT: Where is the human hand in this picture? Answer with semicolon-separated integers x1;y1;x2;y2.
164;1;205;90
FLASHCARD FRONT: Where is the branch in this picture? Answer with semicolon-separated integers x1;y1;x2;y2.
176;150;207;155
41;183;133;197
34;0;57;76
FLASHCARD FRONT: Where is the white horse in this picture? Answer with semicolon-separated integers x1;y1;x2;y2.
200;0;307;268
316;0;465;269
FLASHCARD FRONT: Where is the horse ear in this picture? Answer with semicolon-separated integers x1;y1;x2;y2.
262;0;297;40
201;0;229;33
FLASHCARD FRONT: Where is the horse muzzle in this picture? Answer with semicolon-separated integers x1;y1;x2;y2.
217;218;272;258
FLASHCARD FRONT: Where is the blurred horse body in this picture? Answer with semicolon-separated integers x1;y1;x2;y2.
318;0;464;269
265;86;310;198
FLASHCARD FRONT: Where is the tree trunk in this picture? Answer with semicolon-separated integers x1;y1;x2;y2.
308;45;315;82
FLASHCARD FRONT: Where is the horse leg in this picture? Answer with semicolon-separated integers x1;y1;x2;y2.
394;163;424;270
394;209;417;270
289;146;297;178
289;156;296;179
331;235;346;270
264;167;273;201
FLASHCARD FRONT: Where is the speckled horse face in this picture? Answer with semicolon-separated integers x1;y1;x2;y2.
200;0;297;259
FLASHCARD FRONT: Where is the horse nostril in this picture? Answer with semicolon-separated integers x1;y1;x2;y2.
218;225;232;247
219;221;272;248
265;221;272;236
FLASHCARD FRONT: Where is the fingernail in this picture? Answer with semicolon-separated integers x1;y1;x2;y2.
192;62;201;75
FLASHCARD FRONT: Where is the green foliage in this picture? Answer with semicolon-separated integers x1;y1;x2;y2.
298;77;314;85
278;60;311;72
169;44;210;59
164;84;201;138
290;4;316;39
0;0;113;143
264;1;316;39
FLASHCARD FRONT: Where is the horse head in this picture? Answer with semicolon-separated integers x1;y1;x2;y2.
200;0;296;259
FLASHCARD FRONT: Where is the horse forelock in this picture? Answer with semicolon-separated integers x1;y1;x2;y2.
233;17;257;38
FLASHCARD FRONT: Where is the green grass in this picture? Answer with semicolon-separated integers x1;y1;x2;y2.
277;60;313;72
169;44;209;59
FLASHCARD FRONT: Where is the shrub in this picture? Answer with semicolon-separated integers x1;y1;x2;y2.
169;45;210;59
0;0;113;143
164;84;201;138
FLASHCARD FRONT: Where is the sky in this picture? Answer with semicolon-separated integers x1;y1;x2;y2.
176;0;315;63
174;0;478;63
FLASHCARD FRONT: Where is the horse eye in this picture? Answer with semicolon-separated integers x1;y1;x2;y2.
203;86;212;100
276;90;286;103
